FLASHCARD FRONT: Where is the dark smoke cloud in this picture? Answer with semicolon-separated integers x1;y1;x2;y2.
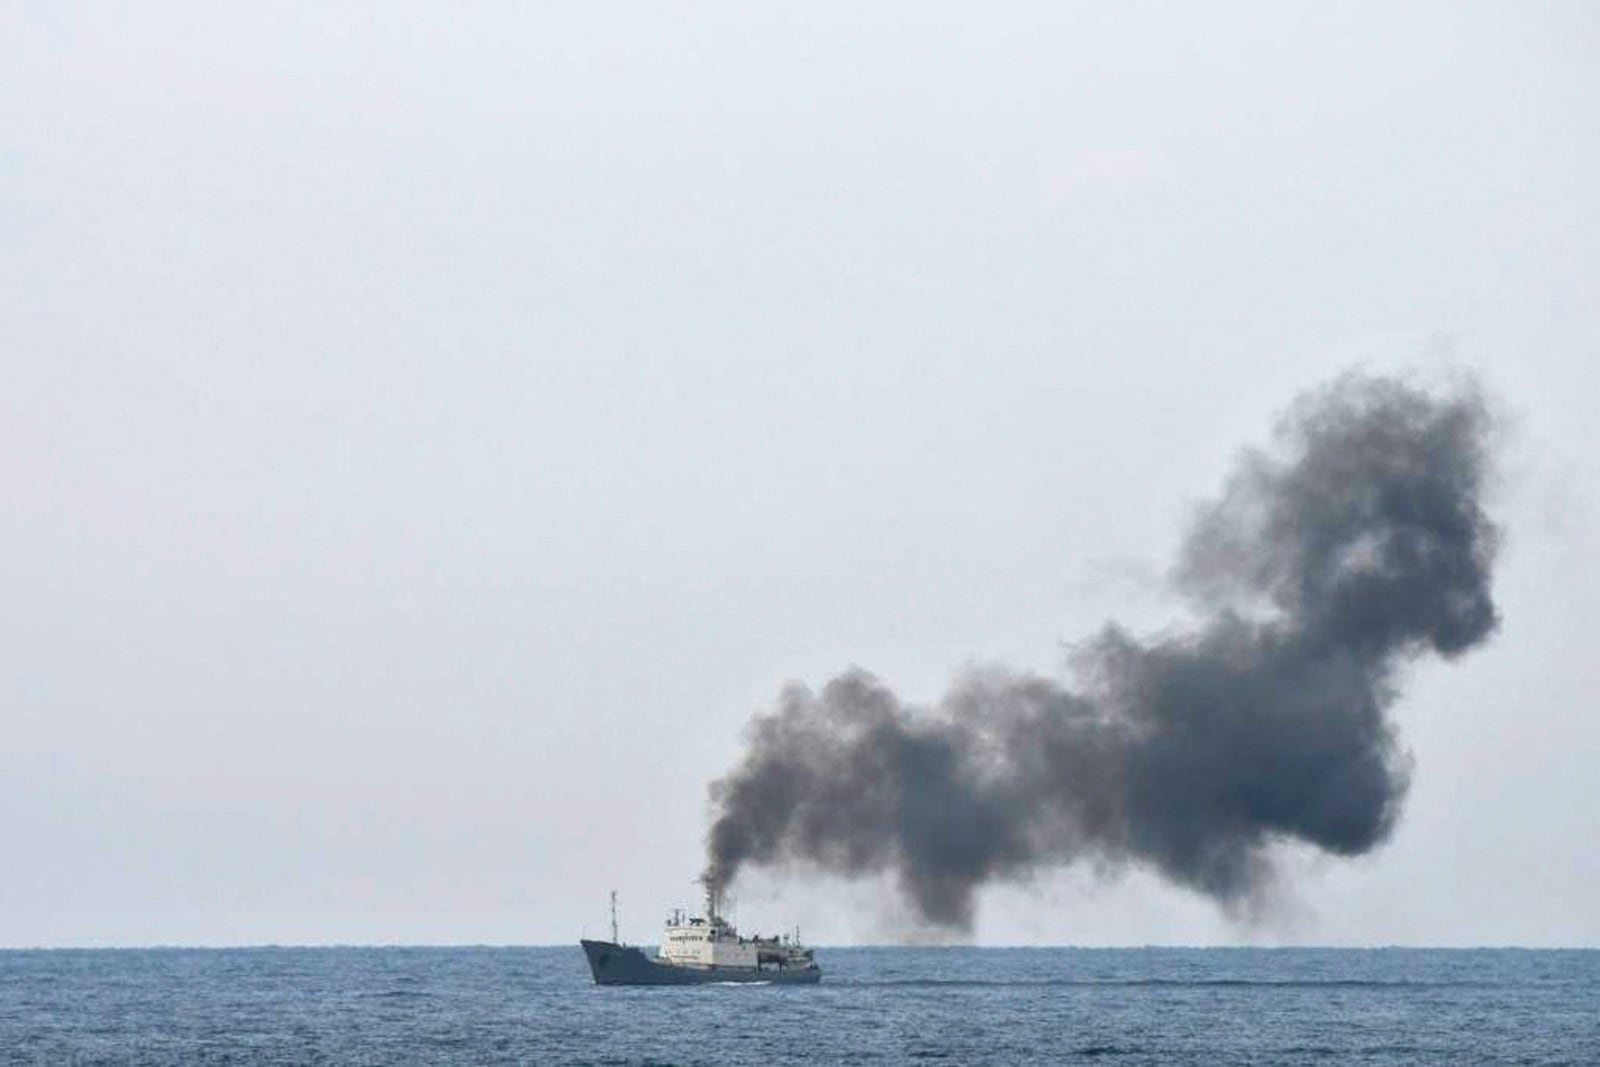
705;373;1500;929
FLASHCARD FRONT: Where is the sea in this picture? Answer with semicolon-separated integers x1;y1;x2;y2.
1;946;1595;1065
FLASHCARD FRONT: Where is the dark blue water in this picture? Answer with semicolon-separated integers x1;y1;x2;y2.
1;946;1595;1064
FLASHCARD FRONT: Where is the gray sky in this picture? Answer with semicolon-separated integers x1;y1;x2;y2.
3;2;1597;948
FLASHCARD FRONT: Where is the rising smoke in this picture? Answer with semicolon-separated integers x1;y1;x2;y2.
705;372;1500;929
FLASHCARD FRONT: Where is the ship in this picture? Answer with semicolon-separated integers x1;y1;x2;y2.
579;881;821;985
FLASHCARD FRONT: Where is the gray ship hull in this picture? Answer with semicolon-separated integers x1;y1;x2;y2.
580;940;821;985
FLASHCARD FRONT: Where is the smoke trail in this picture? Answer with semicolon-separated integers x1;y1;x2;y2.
705;372;1500;928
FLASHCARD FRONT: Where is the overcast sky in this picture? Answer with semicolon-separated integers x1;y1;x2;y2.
3;2;1597;948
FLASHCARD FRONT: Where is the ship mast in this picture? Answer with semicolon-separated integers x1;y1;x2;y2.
609;890;619;944
701;873;721;925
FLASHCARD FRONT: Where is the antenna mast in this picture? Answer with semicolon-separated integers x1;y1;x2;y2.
700;873;721;924
609;890;619;944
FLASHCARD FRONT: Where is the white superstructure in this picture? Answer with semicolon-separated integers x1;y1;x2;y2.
655;880;813;973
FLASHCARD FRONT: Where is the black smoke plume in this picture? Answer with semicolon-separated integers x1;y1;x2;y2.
705;373;1500;928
